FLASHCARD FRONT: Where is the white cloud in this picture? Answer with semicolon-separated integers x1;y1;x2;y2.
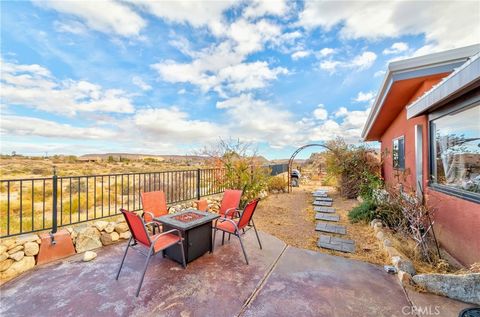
243;0;289;18
53;20;87;35
313;104;328;120
1;59;135;116
127;0;235;31
334;107;348;117
133;107;221;143
34;0;146;37
0;115;116;139
354;91;376;103
299;1;480;51
132;76;152;91
374;70;386;78
317;47;335;57
318;51;377;74
291;50;311;60
383;42;409;55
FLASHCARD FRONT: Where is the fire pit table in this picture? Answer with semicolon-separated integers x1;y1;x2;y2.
154;210;220;264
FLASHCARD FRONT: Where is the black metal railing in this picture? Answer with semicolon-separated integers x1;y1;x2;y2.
0;168;226;238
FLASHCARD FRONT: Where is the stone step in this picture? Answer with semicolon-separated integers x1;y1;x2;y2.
312;193;328;198
314;206;335;213
315;222;346;235
315;213;340;222
312;190;328;194
314;197;333;202
313;201;333;207
317;235;355;253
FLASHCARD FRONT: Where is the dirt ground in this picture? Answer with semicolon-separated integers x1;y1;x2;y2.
254;181;388;266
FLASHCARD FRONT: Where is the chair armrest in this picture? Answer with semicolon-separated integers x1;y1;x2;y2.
223;207;237;218
214;217;239;233
143;211;155;220
145;221;161;229
151;228;183;244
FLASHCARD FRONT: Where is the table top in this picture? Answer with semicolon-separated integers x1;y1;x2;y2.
154;209;220;230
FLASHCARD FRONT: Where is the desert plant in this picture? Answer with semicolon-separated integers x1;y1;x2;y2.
324;138;382;199
348;199;377;223
267;175;287;192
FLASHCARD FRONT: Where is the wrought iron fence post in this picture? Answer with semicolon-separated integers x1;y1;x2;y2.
51;166;58;234
196;168;201;200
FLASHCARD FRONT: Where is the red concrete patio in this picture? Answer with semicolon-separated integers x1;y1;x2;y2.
0;230;475;316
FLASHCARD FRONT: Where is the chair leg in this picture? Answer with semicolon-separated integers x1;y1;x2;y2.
212;228;217;253
116;237;132;280
179;241;187;269
237;233;249;265
251;219;262;250
136;246;153;297
222;232;225;245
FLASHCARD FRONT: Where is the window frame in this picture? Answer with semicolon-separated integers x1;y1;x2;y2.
392;135;405;170
428;99;480;204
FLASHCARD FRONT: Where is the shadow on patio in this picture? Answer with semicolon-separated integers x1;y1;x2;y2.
0;230;473;317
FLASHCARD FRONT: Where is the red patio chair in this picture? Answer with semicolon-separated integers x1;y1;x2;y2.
141;191;170;233
116;209;186;297
212;199;262;265
219;189;242;218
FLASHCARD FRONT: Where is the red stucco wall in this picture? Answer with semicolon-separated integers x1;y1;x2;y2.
380;107;480;266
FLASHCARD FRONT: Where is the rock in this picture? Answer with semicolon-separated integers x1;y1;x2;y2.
0;259;14;272
0;253;8;262
24;242;39;256
383;239;392;247
114;223;129;234
392;256;416;276
100;232;119;246
104;222;116;233
94;221;109;232
83;251;97;262
7;245;23;254
412;273;480;305
0;245;7;254
373;223;383;233
1;239;15;250
385;246;403;258
16;234;40;245
375;230;385;241
0;256;35;281
9;251;25;262
398;270;412;286
119;231;131;240
75;227;102;253
370;219;382;227
357;196;364;203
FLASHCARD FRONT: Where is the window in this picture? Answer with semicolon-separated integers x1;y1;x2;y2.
430;103;480;199
392;136;405;169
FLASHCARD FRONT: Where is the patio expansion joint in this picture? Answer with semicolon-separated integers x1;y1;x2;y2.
237;244;289;317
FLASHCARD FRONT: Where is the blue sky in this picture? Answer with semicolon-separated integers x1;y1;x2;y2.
1;0;479;159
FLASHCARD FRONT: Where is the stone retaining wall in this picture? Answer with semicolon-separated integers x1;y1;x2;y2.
0;195;223;285
370;219;480;305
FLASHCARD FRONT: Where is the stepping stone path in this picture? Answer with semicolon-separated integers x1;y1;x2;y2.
314;206;335;213
311;188;356;253
315;223;347;235
317;235;356;253
314;197;333;202
315;213;340;222
313;201;333;207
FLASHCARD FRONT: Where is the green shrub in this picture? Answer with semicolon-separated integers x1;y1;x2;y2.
348;200;377;223
267;175;287;192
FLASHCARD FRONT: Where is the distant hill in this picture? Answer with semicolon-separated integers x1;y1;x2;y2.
78;153;208;163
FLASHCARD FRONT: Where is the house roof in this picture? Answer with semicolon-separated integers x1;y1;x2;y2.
406;51;480;119
361;44;480;141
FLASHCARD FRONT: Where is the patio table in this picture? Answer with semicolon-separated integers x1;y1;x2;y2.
154;210;220;264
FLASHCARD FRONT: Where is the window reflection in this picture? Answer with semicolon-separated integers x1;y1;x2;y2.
431;104;480;194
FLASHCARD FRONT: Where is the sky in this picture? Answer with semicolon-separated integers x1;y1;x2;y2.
1;0;479;160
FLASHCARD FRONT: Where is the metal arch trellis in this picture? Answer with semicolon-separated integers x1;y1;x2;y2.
287;144;333;193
